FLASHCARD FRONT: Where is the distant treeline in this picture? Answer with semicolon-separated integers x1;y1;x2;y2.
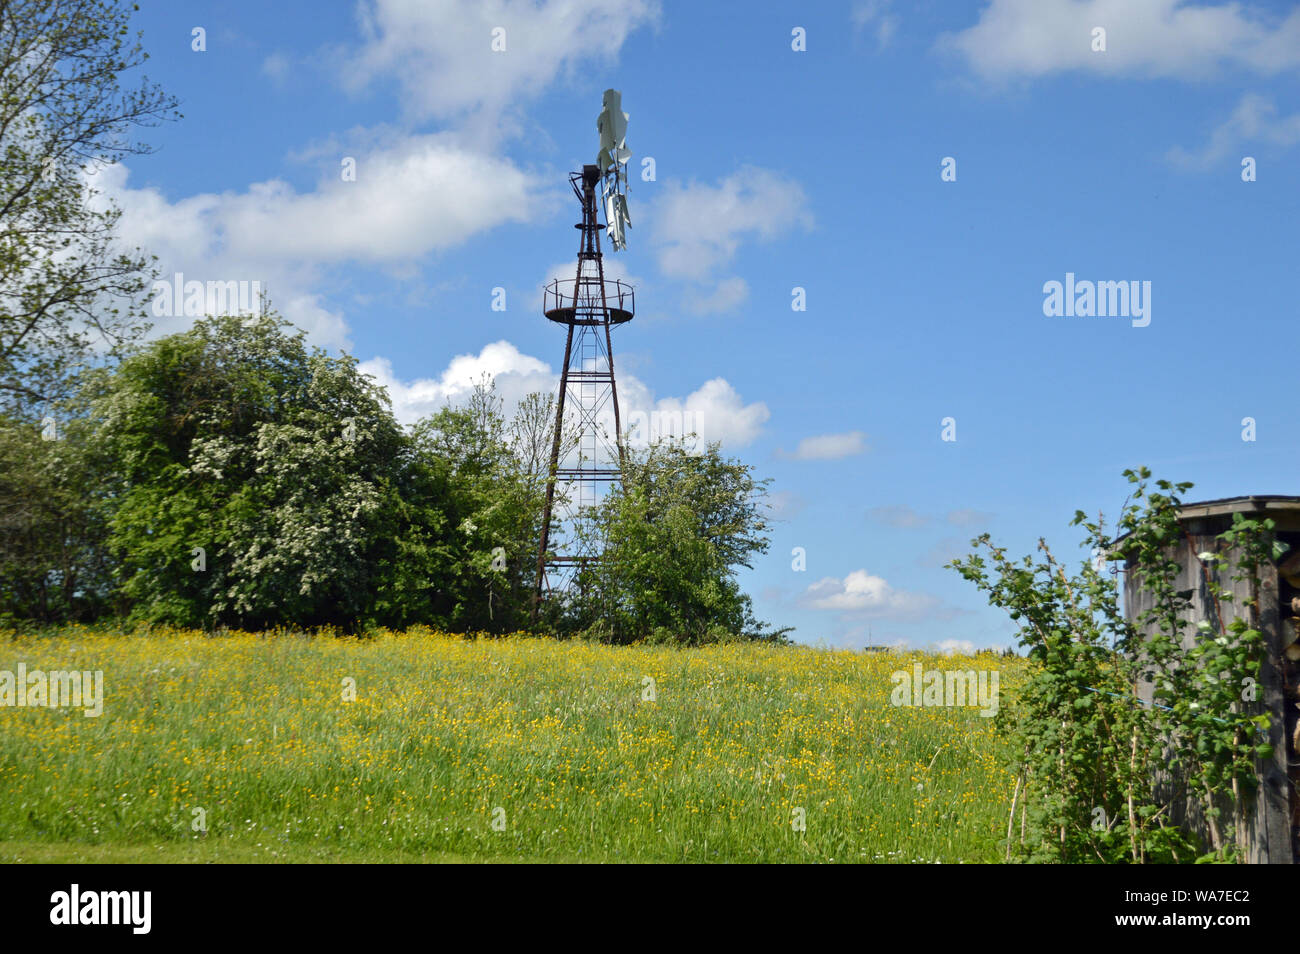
0;313;786;644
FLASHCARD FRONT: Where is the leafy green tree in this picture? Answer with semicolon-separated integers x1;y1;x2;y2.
397;380;548;632
0;395;116;623
0;0;178;409
98;312;407;629
568;438;787;644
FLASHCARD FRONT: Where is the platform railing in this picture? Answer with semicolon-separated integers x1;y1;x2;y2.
543;278;635;317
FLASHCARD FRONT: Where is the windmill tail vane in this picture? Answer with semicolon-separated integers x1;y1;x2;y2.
596;88;631;252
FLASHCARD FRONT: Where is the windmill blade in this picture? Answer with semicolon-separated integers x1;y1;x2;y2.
597;89;631;251
603;188;631;252
604;193;625;251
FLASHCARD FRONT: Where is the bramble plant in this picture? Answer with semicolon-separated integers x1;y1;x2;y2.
949;468;1279;863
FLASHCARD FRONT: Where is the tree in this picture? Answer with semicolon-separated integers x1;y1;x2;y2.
398;380;549;633
0;393;115;623
508;390;562;480
569;438;787;644
98;311;408;630
0;0;178;410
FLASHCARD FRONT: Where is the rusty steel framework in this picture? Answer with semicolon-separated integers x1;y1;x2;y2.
533;165;634;607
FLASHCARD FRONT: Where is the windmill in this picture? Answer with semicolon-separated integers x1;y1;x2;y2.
533;89;635;611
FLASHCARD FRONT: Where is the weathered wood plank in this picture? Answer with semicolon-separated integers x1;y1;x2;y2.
1123;501;1297;863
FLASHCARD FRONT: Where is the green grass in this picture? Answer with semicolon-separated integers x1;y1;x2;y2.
0;626;1026;863
0;838;574;864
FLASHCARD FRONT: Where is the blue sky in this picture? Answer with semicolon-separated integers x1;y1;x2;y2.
109;0;1299;649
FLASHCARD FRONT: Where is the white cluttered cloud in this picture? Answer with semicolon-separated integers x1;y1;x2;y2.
358;339;770;447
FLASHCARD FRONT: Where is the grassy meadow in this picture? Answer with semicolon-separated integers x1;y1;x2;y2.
0;627;1026;863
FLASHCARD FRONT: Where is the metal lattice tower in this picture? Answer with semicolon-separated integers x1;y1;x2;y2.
534;164;634;605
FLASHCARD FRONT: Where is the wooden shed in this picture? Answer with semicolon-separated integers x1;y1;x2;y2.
1122;495;1300;864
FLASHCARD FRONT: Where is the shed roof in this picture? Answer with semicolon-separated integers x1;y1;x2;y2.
1108;495;1300;553
1173;495;1300;519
